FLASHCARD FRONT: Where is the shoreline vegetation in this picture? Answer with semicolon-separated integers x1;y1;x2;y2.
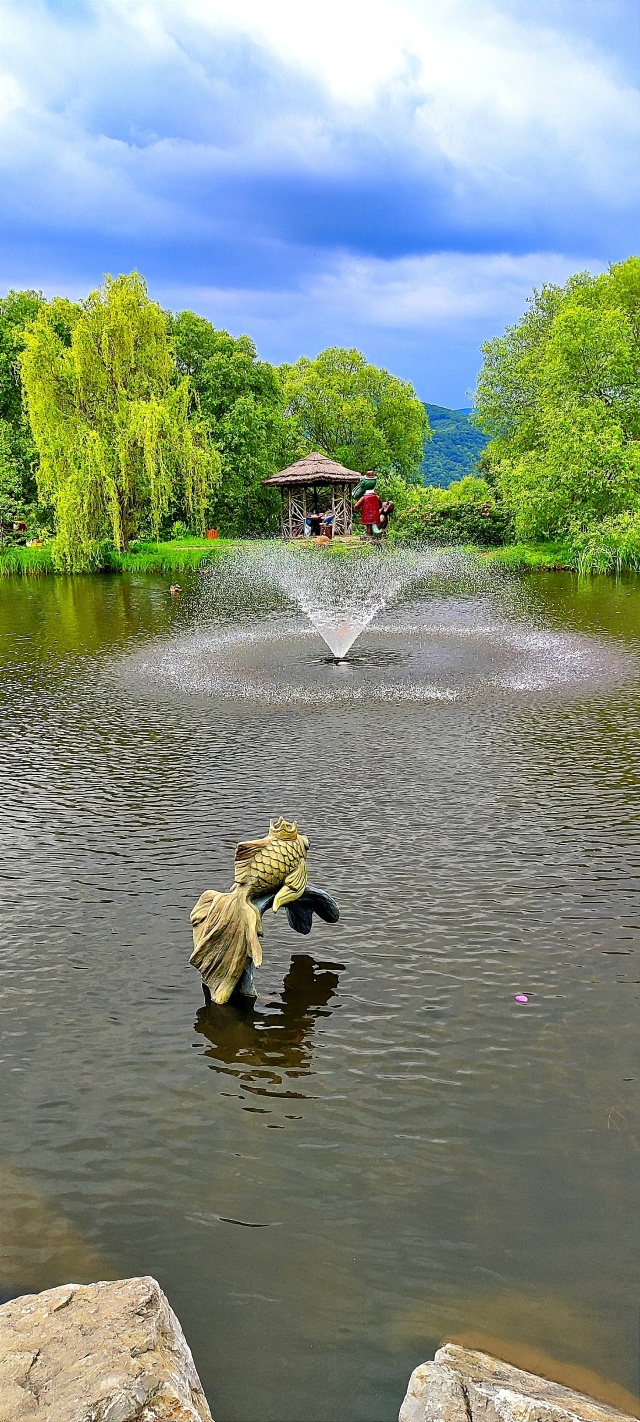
2;263;639;577
2;535;637;578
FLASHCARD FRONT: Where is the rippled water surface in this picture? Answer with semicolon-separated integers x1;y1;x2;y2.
1;569;639;1422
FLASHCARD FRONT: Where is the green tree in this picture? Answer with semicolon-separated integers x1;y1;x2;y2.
0;420;23;529
281;347;430;481
168;312;301;535
473;258;640;539
0;289;45;523
21;274;219;569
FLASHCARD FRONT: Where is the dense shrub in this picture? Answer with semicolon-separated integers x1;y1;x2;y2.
388;476;508;545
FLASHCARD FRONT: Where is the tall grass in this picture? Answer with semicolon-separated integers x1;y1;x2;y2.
567;514;640;575
0;539;235;577
117;539;235;573
481;541;572;570
0;544;55;576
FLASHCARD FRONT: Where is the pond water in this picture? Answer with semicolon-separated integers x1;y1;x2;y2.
0;565;639;1422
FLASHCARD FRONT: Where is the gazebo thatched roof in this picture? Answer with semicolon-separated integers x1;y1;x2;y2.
263;452;362;487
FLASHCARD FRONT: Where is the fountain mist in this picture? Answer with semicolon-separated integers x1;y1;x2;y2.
201;544;489;658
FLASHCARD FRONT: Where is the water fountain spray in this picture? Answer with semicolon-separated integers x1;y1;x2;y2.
203;543;486;660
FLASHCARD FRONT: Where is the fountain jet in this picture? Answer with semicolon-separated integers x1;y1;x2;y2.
207;544;483;660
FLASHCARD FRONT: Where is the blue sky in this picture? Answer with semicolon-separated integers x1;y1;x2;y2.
1;0;638;404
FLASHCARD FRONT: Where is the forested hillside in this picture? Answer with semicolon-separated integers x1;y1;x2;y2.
421;403;488;486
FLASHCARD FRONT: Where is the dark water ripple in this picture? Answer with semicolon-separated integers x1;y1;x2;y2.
0;571;639;1422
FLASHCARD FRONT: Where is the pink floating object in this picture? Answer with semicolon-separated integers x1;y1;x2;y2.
515;994;529;1003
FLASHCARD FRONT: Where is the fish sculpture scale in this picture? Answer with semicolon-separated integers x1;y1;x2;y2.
190;818;309;1004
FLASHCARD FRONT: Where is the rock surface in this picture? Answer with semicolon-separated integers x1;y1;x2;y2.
0;1275;213;1421
399;1344;639;1422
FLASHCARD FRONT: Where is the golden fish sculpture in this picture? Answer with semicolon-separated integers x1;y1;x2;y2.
191;817;337;1004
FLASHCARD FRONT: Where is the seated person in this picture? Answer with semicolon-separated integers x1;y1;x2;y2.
306;510;335;539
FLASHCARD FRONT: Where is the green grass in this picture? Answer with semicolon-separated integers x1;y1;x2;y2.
117;538;237;573
0;538;237;576
480;541;573;570
564;514;640;575
1;536;634;579
0;543;56;576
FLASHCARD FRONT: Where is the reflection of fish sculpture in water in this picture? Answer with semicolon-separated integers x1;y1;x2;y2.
191;818;338;1004
195;953;344;1089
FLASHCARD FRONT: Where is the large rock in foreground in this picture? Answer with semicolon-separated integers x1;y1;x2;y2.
400;1344;639;1422
0;1276;213;1421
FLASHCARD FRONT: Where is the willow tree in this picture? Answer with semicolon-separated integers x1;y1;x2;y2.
20;273;219;569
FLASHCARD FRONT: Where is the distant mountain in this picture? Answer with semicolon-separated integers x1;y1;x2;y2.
420;403;489;487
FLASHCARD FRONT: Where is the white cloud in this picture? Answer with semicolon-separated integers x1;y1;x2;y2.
306;250;607;327
1;0;637;195
152;247;607;357
157;0;640;190
0;0;635;400
171;0;624;113
0;71;24;123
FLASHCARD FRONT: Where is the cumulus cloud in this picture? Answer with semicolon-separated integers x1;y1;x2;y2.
306;251;606;328
0;0;637;400
152;248;607;403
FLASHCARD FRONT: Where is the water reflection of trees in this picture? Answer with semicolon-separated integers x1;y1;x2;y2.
0;572;177;675
194;953;343;1097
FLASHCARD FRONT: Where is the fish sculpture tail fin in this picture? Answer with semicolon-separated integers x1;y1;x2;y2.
190;885;262;1004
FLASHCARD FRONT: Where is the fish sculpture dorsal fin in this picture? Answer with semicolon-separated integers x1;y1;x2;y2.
234;835;269;883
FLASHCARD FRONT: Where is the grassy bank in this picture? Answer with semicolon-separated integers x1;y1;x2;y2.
117;538;237;573
0;536;635;578
480;541;573;571
0;543;56;576
0;538;236;577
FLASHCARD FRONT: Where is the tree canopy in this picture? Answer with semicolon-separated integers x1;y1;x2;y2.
21;274;218;568
168;311;301;535
473;258;640;539
281;347;430;481
0;289;44;524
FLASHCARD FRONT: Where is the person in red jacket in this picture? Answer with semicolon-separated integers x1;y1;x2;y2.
354;474;383;535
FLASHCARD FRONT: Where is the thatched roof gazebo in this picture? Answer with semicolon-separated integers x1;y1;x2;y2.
263;452;361;539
